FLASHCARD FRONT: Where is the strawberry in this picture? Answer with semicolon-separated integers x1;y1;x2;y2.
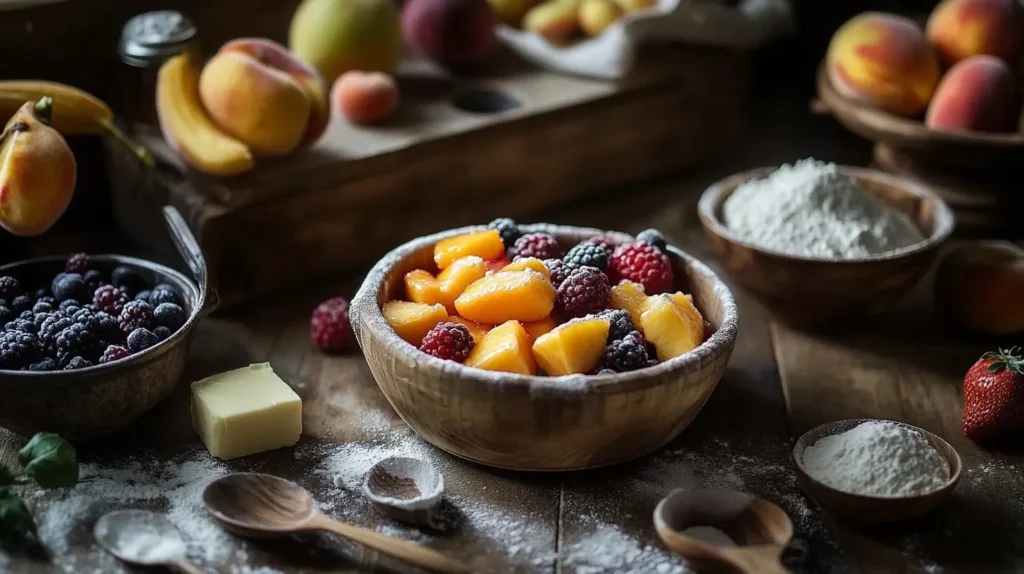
962;347;1024;442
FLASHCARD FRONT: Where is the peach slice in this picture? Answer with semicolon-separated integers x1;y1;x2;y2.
523;316;558;341
502;257;551;280
447;316;492;344
609;280;648;326
455;269;556;324
465;320;537;375
382;301;448;346
532;317;610;376
437;256;487;312
640;294;703;362
404;269;443;306
434;230;505;270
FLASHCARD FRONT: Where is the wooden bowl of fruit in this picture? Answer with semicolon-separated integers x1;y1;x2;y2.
350;222;738;471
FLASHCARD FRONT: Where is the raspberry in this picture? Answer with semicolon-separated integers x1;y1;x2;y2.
111;266;147;296
119;300;153;334
56;323;102;364
0;277;20;300
99;345;130;364
310;297;352;352
512;233;563;260
564;243;608;271
154;303;187;331
83;269;106;291
94;285;130;315
636;229;667;253
602;333;649;373
65;253;90;274
28;358;56;372
63;356;93;370
543;259;574;289
5;319;37;334
127;328;160;353
419;322;475;362
595;309;644;345
609;242;674;294
52;273;89;303
0;330;40;369
488;218;522;249
580;235;617;258
703;320;715;343
10;295;31;314
556;266;610;319
149;287;181;307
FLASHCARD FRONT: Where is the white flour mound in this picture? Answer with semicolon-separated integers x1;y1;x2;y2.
722;158;924;259
801;421;949;497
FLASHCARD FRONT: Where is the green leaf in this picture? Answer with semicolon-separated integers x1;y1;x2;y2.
0;488;38;552
18;433;78;489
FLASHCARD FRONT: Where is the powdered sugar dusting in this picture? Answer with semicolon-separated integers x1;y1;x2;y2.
566;518;688;574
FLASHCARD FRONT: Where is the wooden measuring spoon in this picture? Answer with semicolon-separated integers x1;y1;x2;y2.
93;509;202;574
202;472;468;573
654;488;793;574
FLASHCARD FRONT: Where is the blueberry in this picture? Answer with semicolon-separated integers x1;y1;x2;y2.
83;269;105;291
149;288;181;307
153;326;172;341
134;290;152;303
153;303;186;331
52;274;89;303
111;266;147;296
127;328;159;353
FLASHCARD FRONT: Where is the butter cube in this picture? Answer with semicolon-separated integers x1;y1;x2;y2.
191;363;302;460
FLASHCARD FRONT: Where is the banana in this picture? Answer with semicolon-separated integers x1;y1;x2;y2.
156;53;255;177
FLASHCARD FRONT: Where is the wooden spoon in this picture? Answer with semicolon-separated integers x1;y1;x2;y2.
654;488;793;574
93;509;202;574
203;472;468;573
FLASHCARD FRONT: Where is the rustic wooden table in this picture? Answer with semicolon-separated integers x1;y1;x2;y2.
2;95;1022;574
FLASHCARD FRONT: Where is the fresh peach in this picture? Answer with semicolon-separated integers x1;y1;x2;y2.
332;71;399;125
926;55;1019;133
465;320;537;375
926;0;1023;65
434;230;505;269
382;301;449;345
199;39;328;155
454;269;555;323
826;13;940;116
935;241;1024;336
402;0;498;68
532;317;610;376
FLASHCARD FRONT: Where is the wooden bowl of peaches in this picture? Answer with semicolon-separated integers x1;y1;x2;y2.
350;222;738;471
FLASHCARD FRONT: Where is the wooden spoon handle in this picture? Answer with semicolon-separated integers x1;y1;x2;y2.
167;558;205;574
309;514;469;573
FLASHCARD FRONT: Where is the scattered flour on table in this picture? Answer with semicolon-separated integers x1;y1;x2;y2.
108;531;185;563
0;549;9;569
722;158;924;259
681;526;736;547
564;518;688;574
801;421;949;497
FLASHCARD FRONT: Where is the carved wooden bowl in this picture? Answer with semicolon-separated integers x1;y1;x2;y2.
350;224;739;471
698;166;954;330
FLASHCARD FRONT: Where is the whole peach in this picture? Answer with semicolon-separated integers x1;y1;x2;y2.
289;0;403;84
936;241;1024;336
826;12;940;117
332;71;399;124
402;0;498;68
927;0;1023;65
926;55;1019;133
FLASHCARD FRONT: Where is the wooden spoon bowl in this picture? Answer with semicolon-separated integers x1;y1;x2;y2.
792;419;963;523
350;224;739;471
698;165;954;330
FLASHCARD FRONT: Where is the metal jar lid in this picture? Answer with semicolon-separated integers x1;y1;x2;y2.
118;10;198;67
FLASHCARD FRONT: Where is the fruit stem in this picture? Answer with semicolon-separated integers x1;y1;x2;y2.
99;119;154;167
33;97;53;125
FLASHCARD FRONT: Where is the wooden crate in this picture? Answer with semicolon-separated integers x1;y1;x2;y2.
108;44;750;309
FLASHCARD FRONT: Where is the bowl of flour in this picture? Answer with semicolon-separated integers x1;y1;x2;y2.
698;159;955;329
792;418;962;523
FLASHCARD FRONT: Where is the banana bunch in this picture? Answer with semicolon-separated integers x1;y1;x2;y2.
0;81;153;165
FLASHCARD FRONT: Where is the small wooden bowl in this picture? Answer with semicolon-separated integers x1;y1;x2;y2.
792;419;963;523
362;457;445;528
698;165;954;330
350;224;739;471
816;63;1024;171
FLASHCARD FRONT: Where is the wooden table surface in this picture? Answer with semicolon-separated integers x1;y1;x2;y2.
3;95;1023;574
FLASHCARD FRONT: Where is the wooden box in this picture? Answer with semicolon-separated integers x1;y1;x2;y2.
108;45;750;309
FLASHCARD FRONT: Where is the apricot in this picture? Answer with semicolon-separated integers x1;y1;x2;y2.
402;0;498;68
489;0;538;26
404;269;443;306
199;39;328;155
926;0;1023;65
465;320;537;375
447;316;491;344
332;71;399;125
926;55;1019;133
579;0;622;37
609;280;647;327
455;269;555;323
935;241;1024;336
437;255;487;312
532;317;610;376
826;13;940;116
382;301;449;345
289;0;402;84
434;230;505;269
523;0;580;45
522;316;557;340
639;294;703;362
502;257;550;280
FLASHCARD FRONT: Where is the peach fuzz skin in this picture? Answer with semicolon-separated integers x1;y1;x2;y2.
332;71;399;125
927;0;1023;65
926;55;1019;133
199;39;328;156
936;242;1024;336
826;13;940;117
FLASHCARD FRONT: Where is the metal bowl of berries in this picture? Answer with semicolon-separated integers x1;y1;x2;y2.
0;206;216;441
351;223;739;471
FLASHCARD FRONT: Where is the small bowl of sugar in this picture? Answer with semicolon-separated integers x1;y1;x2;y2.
698;159;955;330
792;418;963;523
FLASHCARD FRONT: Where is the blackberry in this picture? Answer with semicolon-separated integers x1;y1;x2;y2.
512;233;563;260
99;345;130;364
63;356;93;370
33;288;50;300
154;303;187;331
601;333;649;373
564;243;608;271
52;273;89;303
134;290;152;303
83;269;106;291
0;305;11;324
127;328;160;353
488;218;522;249
35;295;56;306
555;266;611;319
119;300;153;334
73;308;121;343
32;312;50;328
93;285;129;315
595;368;618;375
38;312;74;355
149;287;181;307
32;301;53;315
0;277;20;300
5;319;38;334
646;358;660;368
0;330;41;369
27;358;57;372
55;323;102;364
543;259;574;288
18;311;32;320
580;235;617;258
636;228;667;253
153;326;172;341
65;253;90;274
10;295;31;314
595;309;643;344
58;299;82;316
111;266;146;296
